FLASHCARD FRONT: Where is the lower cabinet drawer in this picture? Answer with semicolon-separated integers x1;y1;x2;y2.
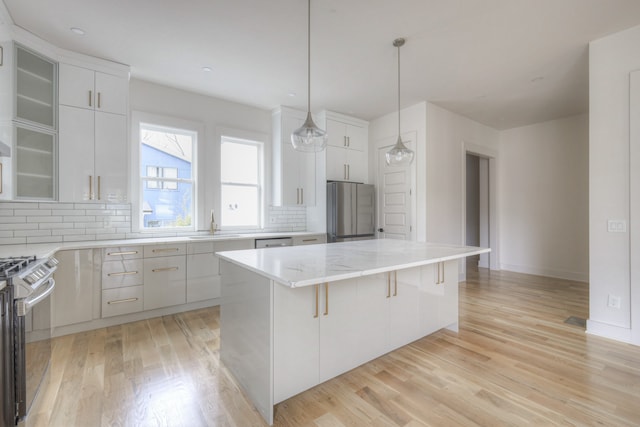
102;286;144;318
102;260;144;289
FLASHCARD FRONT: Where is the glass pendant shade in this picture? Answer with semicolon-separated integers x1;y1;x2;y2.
291;112;328;152
385;135;414;166
386;37;414;166
292;0;327;152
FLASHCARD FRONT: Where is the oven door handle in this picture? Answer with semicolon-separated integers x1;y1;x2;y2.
17;278;55;316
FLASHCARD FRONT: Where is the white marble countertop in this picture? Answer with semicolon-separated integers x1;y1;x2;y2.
216;239;490;288
0;231;324;259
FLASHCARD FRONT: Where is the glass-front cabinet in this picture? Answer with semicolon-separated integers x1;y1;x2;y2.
0;42;57;200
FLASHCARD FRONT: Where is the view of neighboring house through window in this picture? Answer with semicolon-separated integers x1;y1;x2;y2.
140;124;195;229
220;136;263;228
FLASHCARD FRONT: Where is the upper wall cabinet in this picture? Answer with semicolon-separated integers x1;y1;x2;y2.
0;42;57;201
59;64;128;115
272;107;317;207
58;62;129;203
322;112;368;183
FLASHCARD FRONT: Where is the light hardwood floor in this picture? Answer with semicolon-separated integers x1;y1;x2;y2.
28;267;640;426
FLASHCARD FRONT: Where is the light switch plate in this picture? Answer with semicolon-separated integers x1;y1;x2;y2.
607;219;627;233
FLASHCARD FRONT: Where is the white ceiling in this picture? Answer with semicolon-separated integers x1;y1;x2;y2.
4;0;640;130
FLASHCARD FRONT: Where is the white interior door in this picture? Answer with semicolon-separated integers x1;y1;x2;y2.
377;140;413;240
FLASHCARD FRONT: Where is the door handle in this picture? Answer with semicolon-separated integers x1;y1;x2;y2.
378;228;384;232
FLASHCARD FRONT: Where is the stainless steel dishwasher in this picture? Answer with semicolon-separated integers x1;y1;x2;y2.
254;237;293;248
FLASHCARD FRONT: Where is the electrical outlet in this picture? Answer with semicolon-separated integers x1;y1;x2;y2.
607;219;627;233
607;294;621;309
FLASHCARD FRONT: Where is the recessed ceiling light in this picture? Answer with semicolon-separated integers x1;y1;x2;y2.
70;27;85;35
288;91;296;97
202;66;213;72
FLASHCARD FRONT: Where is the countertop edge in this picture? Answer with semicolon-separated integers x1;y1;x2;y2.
0;231;325;259
217;245;491;288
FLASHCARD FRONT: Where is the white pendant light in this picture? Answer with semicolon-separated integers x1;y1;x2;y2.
386;38;414;166
291;0;328;152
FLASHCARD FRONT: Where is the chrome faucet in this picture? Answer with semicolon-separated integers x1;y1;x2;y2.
210;209;217;234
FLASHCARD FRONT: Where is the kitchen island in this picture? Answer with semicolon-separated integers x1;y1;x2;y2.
217;239;490;425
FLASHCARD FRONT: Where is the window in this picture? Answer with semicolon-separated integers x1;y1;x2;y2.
139;123;196;230
220;136;263;228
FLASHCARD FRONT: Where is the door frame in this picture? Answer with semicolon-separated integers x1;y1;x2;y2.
461;142;499;277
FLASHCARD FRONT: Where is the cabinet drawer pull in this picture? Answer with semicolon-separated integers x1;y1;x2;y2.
89;90;92;107
302;238;317;242
107;250;139;256
97;176;101;200
107;271;138;277
107;297;138;305
344;164;347;180
301;188;304;205
436;262;445;284
97;92;101;109
324;282;329;316
152;267;179;273
152;248;180;253
89;175;93;200
347;164;350;180
314;284;319;318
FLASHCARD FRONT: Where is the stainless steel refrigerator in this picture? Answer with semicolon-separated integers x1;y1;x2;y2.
327;182;375;242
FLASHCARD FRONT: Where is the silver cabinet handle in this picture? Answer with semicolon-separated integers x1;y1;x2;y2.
347;164;350;180
107;297;138;305
107;251;139;256
324;282;329;316
97;176;101;200
302;238;318;242
152;267;179;273
107;271;138;277
436;262;445;284
152;248;179;253
89;90;92;107
387;272;391;298
89;175;93;200
314;285;319;318
301;188;304;205
347;136;350;147
344;164;347;180
98;92;101;109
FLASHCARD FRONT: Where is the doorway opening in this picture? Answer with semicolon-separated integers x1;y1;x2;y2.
463;144;498;280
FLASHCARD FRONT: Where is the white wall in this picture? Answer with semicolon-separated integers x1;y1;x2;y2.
499;114;589;281
425;103;500;246
588;24;640;344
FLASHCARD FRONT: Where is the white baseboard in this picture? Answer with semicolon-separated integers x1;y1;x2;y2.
586;319;633;344
500;263;588;282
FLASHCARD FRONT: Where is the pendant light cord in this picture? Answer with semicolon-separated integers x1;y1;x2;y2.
307;0;311;113
397;41;401;137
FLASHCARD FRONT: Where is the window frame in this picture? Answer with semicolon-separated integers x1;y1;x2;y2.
219;135;265;230
131;112;203;233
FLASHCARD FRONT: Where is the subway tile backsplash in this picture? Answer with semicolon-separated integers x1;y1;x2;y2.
0;202;306;244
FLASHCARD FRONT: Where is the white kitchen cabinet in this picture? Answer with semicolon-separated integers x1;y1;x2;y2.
323;113;368;183
59;63;128;115
418;260;459;335
318;280;360;382
389;268;421;349
143;255;186;310
52;249;98;327
0;42;58;201
58;105;127;202
187;252;220;303
272;107;317;206
58;61;128;203
102;286;144;318
292;234;327;246
273;283;319;403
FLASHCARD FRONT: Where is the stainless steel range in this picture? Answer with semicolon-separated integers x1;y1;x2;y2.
0;255;58;427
